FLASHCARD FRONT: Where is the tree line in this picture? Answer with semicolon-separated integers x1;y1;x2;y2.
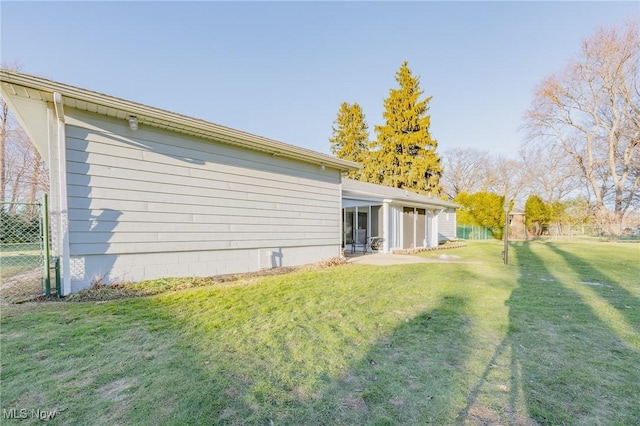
2;21;638;237
330;21;639;237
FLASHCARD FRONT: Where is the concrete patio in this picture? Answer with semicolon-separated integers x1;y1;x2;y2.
345;252;482;266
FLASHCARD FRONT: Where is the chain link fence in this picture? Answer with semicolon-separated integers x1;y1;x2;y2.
1;201;47;303
545;224;640;241
457;225;498;240
457;223;640;242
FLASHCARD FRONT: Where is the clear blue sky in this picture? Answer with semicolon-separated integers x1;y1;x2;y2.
1;1;638;158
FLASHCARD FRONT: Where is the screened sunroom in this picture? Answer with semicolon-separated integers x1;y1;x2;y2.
341;179;459;253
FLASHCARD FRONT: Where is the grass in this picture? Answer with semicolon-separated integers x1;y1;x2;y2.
1;240;638;425
1;243;43;281
1;243;44;302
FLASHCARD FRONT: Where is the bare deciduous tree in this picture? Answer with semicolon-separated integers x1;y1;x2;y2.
483;155;529;205
525;21;640;233
519;143;583;204
441;149;529;205
441;148;492;199
0;97;49;211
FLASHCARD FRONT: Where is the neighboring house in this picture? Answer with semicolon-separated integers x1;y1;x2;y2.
509;208;527;240
341;178;459;253
0;70;359;295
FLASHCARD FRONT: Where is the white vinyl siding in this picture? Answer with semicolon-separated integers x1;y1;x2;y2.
438;208;457;241
64;109;341;258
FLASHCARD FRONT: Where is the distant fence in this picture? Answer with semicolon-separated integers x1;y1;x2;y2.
545;225;640;241
457;225;497;240
456;223;640;242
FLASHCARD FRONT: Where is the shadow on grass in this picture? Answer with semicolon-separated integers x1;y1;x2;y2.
503;242;640;424
145;290;473;424
296;295;472;425
456;336;522;425
458;241;640;425
546;242;640;335
0;299;256;425
2;265;477;425
5;243;638;424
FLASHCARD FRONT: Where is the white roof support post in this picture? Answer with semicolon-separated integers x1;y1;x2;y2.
339;182;344;257
428;209;445;248
382;202;390;253
427;210;437;248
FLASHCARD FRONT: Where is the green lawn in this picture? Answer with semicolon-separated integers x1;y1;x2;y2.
1;241;638;425
1;243;43;280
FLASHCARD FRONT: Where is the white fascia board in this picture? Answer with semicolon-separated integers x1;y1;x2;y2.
387;200;449;210
0;70;360;172
342;194;386;204
346;190;456;210
342;190;387;202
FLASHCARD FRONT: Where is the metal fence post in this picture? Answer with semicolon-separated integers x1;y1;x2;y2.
55;257;61;298
43;194;51;298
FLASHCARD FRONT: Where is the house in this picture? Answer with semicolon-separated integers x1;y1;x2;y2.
0;70;359;295
509;207;527;240
341;178;458;253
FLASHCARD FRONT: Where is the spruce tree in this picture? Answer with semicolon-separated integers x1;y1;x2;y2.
373;61;442;195
329;102;370;180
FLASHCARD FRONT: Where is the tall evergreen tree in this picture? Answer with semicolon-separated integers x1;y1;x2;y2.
329;102;370;179
373;61;442;195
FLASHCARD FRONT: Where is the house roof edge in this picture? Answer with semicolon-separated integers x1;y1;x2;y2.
0;69;360;171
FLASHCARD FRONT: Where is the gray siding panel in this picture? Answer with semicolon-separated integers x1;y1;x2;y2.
65;124;339;186
438;208;457;241
69;245;340;292
64;110;342;258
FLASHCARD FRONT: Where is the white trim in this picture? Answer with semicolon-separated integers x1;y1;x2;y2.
339;182;344;256
53;92;71;296
382;203;390;253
